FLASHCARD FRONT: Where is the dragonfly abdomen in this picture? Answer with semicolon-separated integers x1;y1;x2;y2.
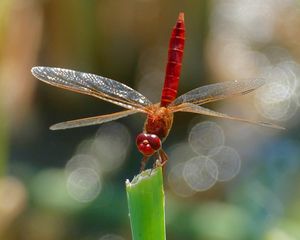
160;12;185;107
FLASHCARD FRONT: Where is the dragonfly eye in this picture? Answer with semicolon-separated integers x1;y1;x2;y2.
136;133;162;156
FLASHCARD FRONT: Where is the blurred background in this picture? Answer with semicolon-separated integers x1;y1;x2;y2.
1;0;300;239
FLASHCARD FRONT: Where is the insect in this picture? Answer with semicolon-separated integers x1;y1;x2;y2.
31;12;283;171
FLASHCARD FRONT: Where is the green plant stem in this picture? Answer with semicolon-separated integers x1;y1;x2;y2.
126;167;166;240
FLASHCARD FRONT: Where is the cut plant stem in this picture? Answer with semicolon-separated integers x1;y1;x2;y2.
126;167;166;240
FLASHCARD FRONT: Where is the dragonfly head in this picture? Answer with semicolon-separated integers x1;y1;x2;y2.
136;133;162;156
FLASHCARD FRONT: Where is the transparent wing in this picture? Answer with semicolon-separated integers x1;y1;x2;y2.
171;78;265;106
32;66;152;111
172;103;284;129
50;109;139;130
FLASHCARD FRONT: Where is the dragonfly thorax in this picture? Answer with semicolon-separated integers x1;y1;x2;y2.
144;106;173;140
136;133;161;156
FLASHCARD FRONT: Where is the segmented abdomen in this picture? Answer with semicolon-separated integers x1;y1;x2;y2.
160;12;185;107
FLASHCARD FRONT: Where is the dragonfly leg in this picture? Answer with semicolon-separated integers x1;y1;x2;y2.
153;152;162;168
159;149;168;166
140;156;149;172
150;153;162;176
153;149;168;170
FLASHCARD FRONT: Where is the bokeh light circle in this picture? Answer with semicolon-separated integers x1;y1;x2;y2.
183;156;218;191
65;154;100;174
188;121;225;156
255;84;297;121
211;146;241;181
91;122;131;172
167;163;196;197
66;168;102;203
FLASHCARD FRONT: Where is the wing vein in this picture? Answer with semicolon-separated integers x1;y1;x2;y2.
171;78;266;106
50;109;139;130
32;66;152;111
172;103;284;129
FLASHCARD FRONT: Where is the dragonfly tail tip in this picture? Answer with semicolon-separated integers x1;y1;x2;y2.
178;12;184;22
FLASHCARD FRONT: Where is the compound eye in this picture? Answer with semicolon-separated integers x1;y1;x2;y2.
136;133;162;156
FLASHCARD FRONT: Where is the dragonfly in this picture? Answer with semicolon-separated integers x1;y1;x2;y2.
31;12;283;171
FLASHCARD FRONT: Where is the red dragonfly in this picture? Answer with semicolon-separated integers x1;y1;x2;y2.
32;13;283;171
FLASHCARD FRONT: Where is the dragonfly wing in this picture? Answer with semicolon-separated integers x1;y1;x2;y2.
32;66;152;110
171;78;265;106
173;103;284;129
50;109;139;130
